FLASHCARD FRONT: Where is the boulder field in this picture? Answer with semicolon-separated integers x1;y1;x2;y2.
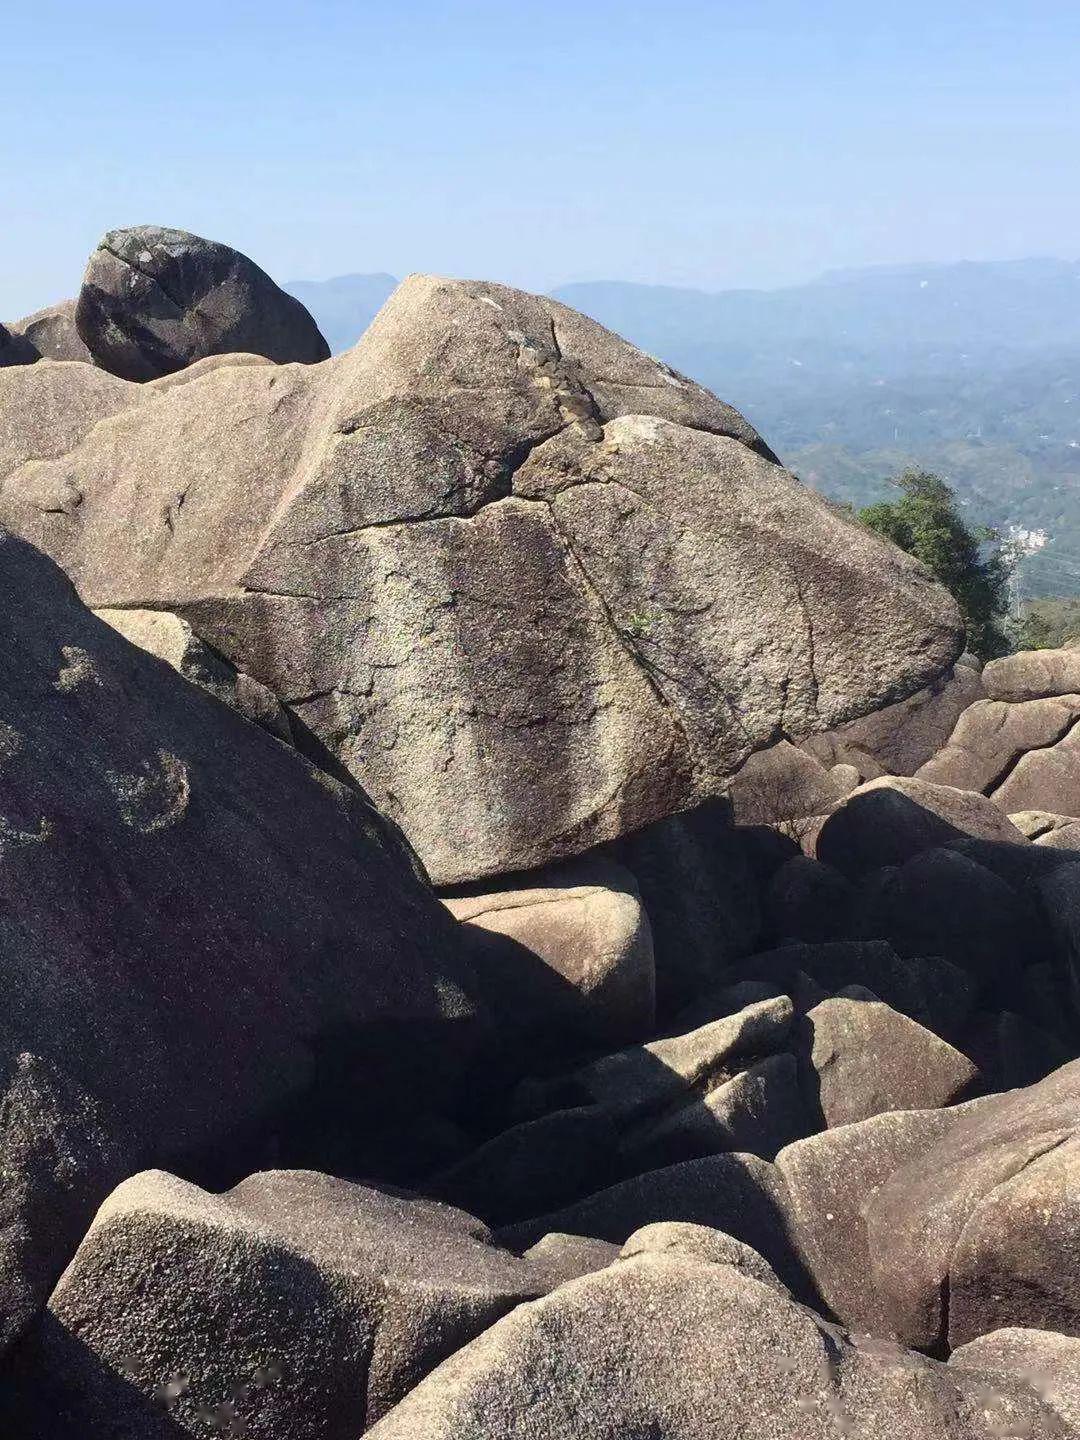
0;229;1077;1439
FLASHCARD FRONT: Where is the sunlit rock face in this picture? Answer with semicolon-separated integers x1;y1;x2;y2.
0;275;962;884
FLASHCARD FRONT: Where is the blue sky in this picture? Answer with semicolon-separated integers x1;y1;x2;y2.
3;0;1079;315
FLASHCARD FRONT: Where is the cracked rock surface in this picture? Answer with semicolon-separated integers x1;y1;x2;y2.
0;274;962;883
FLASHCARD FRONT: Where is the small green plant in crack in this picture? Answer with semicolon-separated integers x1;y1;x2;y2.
623;610;663;640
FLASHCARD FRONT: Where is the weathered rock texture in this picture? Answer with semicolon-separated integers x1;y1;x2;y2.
362;1256;1069;1440
984;647;1080;703
0;275;962;883
866;1058;1080;1350
0;358;141;476
797;996;979;1127
3;1170;545;1438
0;527;478;1351
778;1063;1080;1351
951;1327;1080;1434
75;226;330;380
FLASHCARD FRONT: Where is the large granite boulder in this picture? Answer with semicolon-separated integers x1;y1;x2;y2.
993;720;1080;817
779;1065;1080;1351
0;528;479;1350
362;1256;1068;1440
0;275;962;884
775;1099;992;1337
796;996;979;1128
2;1170;546;1437
75;226;330;380
866;1059;1080;1349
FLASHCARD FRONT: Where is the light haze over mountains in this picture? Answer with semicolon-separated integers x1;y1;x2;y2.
286;258;1080;598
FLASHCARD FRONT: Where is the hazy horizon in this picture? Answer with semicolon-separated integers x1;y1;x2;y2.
5;0;1080;317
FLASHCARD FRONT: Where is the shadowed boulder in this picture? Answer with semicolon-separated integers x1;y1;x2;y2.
2;1170;547;1437
444;855;655;1054
802;662;985;778
815;775;1026;878
0;528;480;1351
2;301;92;365
497;1152;812;1299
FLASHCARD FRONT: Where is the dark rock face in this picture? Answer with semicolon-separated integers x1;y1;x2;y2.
0;321;39;367
497;1153;815;1302
608;799;761;1014
1039;863;1080;1013
0;527;479;1350
763;854;856;944
427;1107;620;1226
75;226;330;380
735;940;976;1041
851;846;1034;1002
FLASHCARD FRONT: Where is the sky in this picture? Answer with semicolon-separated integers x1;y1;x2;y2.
3;0;1080;317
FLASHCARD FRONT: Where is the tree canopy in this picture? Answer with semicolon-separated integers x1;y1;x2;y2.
858;469;1011;661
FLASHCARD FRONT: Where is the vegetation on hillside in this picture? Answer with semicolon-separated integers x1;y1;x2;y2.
1017;596;1080;649
858;470;1012;660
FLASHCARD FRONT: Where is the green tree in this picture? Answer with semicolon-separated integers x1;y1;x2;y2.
858;469;1011;661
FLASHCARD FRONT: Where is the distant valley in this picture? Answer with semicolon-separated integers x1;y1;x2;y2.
288;259;1080;598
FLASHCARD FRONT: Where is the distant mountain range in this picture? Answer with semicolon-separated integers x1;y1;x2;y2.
286;260;1080;598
